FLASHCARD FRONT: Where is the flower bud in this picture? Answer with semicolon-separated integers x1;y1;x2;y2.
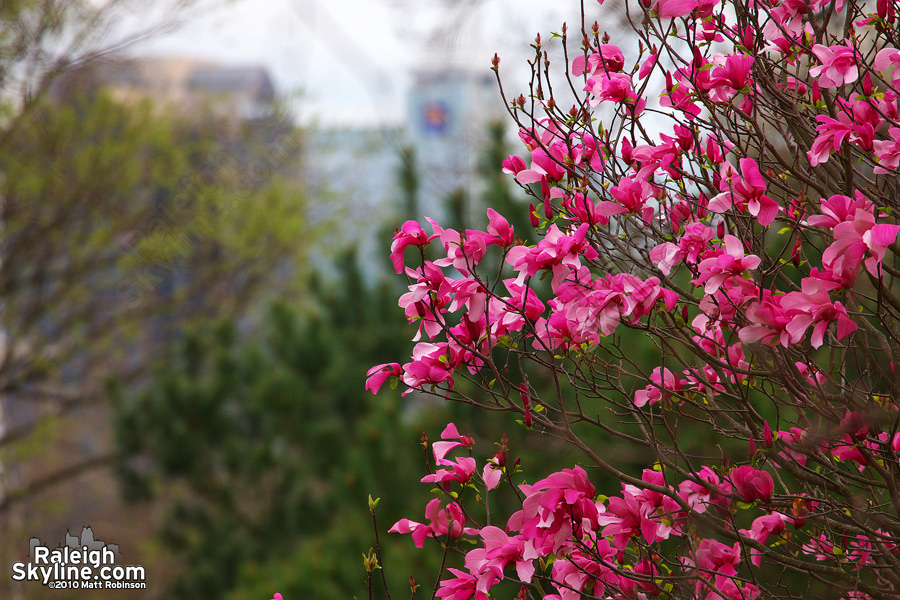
363;548;379;572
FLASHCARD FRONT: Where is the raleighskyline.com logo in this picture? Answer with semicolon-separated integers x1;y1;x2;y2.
11;526;146;590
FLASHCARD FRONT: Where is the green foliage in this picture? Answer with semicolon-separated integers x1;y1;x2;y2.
111;251;433;599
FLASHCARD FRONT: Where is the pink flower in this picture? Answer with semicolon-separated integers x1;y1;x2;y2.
391;221;437;273
809;41;860;88
650;222;713;275
572;44;625;76
874;47;900;87
740;514;787;566
597;489;670;550
401;342;457;391
507;466;600;555
422;456;477;490
584;73;646;115
654;0;699;18
365;363;402;394
639;51;658;79
709;53;754;101
432;422;474;464
694;538;740;577
678;466;732;513
807;113;854;167
874;127;900;174
693;235;761;294
730;466;774;503
634;367;685;407
468;527;534;583
708;158;779;225
390;498;474;548
486;208;514;246
806;192;873;228
435;568;491;600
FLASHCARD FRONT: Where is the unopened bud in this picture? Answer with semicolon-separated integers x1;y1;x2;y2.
517;585;528;600
582;33;590;49
363;548;379;572
491;53;500;71
569;105;578;118
517;94;526;108
601;31;610;44
764;421;773;448
529;203;539;227
421;432;428;448
562;22;567;37
547;97;556;110
534;33;541;48
592;21;599;35
863;72;873;96
717;220;726;239
410;575;419;594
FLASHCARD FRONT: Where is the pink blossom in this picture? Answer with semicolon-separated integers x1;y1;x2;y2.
693;235;761;294
807;113;854;167
365;363;402;394
809;41;860;88
634;367;685;407
639;51;658;79
436;568;491;600
485;208;514;247
660;72;701;119
740;513;787;566
390;499;474;548
597;490;666;550
654;0;699;18
874;47;900;86
422;455;477;490
391;221;437;273
468;527;534;583
730;466;774;503
708;158;779;225
501;155;526;176
432;422;474;464
585;72;646;115
572;44;625;76
678;466;732;513
806;192;873;228
507;466;600;556
549;544;618;600
709;53;754;101
401;342;457;391
609;176;656;223
650;222;713;275
874;127;900;174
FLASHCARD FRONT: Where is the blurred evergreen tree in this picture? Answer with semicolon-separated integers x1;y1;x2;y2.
110;120;664;600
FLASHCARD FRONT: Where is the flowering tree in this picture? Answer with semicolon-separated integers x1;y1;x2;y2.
366;0;900;599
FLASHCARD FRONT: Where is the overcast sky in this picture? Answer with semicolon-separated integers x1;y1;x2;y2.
133;0;612;126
